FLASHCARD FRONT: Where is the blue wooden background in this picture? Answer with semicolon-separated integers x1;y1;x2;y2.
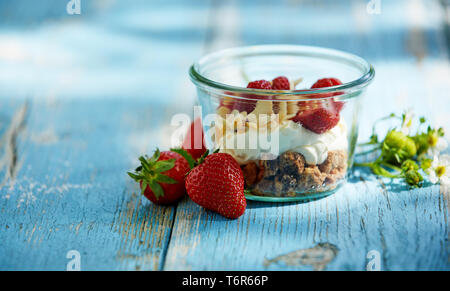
0;0;449;271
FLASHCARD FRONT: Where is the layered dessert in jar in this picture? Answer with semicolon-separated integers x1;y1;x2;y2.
213;77;348;197
189;45;374;201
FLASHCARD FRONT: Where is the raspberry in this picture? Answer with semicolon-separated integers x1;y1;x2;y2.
311;78;342;89
311;77;344;112
292;107;340;134
233;100;257;113
233;80;272;113
272;76;290;90
247;80;272;90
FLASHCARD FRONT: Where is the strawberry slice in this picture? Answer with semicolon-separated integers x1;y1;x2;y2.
292;77;344;133
292;106;340;134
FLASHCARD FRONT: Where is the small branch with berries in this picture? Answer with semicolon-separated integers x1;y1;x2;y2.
355;111;448;189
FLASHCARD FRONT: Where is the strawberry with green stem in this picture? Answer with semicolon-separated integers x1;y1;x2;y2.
128;149;191;205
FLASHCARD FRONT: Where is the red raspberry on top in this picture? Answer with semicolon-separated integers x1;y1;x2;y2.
311;78;342;89
272;76;290;90
311;77;344;112
247;80;272;90
292;77;344;134
233;80;272;113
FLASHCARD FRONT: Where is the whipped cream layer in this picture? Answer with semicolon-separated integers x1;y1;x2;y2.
218;120;348;165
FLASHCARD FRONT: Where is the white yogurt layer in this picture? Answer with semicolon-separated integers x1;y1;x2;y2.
218;120;348;165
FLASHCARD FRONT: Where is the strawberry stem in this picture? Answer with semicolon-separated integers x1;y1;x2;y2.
127;148;177;200
170;148;195;169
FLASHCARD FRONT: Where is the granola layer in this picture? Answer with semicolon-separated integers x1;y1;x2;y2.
241;150;348;197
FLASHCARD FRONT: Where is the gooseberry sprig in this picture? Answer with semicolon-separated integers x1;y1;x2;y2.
355;111;447;188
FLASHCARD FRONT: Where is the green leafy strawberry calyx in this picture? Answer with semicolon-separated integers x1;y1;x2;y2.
170;148;196;169
127;148;177;199
170;148;219;170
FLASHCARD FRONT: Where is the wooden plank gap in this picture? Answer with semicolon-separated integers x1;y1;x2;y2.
0;101;29;188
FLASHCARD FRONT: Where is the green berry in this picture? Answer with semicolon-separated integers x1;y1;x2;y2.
404;170;423;188
384;130;407;149
412;133;429;156
401;160;419;172
382;131;417;165
404;137;417;157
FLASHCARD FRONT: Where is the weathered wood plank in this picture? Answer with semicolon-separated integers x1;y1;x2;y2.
0;99;177;270
164;179;448;270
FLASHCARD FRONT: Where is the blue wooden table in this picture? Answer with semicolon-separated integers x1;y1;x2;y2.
0;0;449;271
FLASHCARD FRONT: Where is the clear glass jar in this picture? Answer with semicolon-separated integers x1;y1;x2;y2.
189;45;374;202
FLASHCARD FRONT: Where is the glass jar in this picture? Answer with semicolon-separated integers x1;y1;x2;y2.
189;45;374;202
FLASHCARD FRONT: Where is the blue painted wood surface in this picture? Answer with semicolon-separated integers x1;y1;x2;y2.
0;0;449;271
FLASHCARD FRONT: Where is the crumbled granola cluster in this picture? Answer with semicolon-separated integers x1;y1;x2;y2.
241;150;348;197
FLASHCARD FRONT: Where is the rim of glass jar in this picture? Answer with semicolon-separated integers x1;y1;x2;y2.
189;45;375;102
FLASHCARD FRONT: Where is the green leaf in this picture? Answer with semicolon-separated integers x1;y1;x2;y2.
371;164;399;178
155;174;178;184
141;181;148;195
381;162;402;172
170;148;195;169
138;156;152;172
127;172;143;181
197;149;210;164
149;148;161;164
369;134;378;144
394;153;401;164
154;159;176;173
149;180;164;199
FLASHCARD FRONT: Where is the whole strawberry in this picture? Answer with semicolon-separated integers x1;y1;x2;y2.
182;118;207;160
186;153;246;219
128;149;190;205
